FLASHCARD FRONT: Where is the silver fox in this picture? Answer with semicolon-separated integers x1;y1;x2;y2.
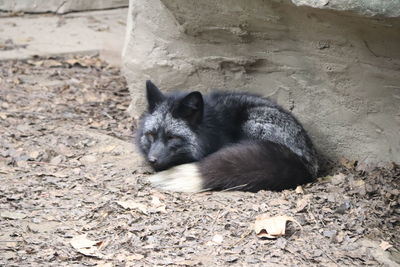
136;80;319;192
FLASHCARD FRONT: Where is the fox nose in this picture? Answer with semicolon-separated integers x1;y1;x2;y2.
148;156;157;164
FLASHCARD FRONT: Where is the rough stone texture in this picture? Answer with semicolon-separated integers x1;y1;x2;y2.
0;0;128;14
291;0;400;17
122;0;400;165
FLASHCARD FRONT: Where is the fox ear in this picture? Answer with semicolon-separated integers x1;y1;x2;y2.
173;91;203;125
146;80;165;112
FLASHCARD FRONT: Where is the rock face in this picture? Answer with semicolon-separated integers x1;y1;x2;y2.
291;0;400;17
122;0;400;165
0;0;128;14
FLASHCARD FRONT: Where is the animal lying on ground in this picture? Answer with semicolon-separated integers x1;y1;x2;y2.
136;80;319;192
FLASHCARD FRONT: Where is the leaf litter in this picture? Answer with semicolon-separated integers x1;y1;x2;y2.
0;56;399;266
254;215;302;239
70;234;104;258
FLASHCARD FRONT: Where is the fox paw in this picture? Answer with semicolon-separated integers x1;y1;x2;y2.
147;163;203;192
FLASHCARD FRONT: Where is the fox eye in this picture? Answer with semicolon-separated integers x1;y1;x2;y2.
145;132;156;142
166;134;180;141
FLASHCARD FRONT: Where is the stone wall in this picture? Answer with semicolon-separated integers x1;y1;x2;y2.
0;0;128;14
122;0;400;165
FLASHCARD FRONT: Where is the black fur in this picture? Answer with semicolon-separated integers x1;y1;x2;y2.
199;140;313;192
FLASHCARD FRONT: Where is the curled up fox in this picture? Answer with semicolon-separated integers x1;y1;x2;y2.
136;80;319;192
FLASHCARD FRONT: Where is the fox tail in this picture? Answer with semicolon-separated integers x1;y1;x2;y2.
147;140;315;193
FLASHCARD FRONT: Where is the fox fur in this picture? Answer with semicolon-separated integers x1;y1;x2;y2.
136;80;318;192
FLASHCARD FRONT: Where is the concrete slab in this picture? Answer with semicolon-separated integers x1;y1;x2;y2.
0;0;128;14
0;8;128;65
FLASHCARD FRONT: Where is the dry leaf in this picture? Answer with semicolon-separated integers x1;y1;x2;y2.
151;196;167;213
351;179;365;187
331;173;346;185
50;155;63;165
80;155;97;164
379;241;393;251
175;259;201;266
151;196;162;206
296;195;311;213
96;262;113;267
212;234;224;244
70;234;104;258
65;57;102;68
116;200;148;214
126;254;145;261
339;158;357;169
0;112;7;120
0;211;27;220
206;234;224;246
295;186;304;194
43;59;63;68
335;231;345;243
254;215;301;239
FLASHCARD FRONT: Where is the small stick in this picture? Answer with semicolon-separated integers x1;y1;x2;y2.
228;230;252;247
221;184;248;192
27;161;75;168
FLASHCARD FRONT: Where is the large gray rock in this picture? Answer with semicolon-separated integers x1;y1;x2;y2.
291;0;400;17
0;0;128;14
122;0;400;165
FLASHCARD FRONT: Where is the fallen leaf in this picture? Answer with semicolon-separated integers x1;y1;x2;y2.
116;200;148;214
70;234;104;258
175;259;201;266
42;59;63;68
212;234;224;244
126;254;145;261
206;234;224;246
79;155;97;164
65;57;103;68
339;158;357;169
335;231;345;243
151;196;167;213
50;155;64;165
254;215;301;239
331;173;346;185
296;195;311;213
379;241;393;251
295;186;304;194
323;230;337;238
96;262;113;267
275;237;287;249
16;160;28;168
28;150;40;160
351;179;365;187
0;112;8;120
0;211;27;220
151;196;163;206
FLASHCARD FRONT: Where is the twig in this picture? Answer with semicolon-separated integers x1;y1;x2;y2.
307;204;325;227
102;112;113;119
363;40;378;57
228;230;252;247
204;210;222;236
324;250;339;266
27;161;75;168
221;184;248;192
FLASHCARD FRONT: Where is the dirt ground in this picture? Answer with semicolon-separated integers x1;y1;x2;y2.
0;56;399;266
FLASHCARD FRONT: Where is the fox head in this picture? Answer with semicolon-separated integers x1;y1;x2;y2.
137;80;204;171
